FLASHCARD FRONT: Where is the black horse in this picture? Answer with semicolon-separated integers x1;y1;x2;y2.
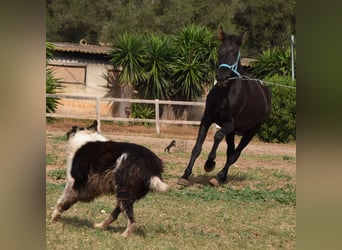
178;27;271;187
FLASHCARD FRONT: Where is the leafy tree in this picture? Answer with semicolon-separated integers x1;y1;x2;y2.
150;0;194;35
190;0;240;31
232;0;296;56
47;0;240;44
46;0;116;43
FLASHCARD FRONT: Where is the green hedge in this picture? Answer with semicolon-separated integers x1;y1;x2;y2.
257;75;296;143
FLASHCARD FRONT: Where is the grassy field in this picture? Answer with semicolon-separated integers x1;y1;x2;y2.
46;126;296;250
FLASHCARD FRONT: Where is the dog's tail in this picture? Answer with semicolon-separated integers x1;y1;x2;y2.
149;176;168;192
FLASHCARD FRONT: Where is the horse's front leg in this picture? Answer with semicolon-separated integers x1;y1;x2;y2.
204;124;232;172
178;121;211;186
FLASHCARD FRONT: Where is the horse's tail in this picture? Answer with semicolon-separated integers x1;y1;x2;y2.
149;176;168;192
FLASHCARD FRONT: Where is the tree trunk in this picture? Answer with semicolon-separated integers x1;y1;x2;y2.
116;83;133;117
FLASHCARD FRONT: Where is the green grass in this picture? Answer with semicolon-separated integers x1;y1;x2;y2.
46;153;59;165
48;169;66;180
46;183;295;250
46;132;296;250
172;186;295;205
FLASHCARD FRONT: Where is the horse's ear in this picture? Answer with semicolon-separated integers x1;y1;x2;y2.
235;32;245;46
218;25;225;41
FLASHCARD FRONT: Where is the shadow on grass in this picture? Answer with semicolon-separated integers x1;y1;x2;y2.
186;173;247;187
59;216;146;236
189;175;212;186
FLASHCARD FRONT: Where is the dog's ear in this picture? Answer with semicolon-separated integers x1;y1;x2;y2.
87;120;98;131
66;126;80;139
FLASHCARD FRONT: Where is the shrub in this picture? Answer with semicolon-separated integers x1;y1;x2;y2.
250;47;293;78
46;68;62;114
131;103;155;127
46;42;63;117
257;75;296;143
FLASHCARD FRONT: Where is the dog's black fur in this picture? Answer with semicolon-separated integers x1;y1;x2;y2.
52;121;168;237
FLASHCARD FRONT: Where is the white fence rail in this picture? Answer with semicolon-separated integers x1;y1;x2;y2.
46;94;206;133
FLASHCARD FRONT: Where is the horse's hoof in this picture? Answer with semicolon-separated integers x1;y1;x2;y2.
208;177;221;187
204;160;216;172
177;178;190;186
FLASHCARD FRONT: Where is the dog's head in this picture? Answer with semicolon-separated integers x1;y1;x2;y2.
64;121;107;181
66;120;99;140
66;120;108;153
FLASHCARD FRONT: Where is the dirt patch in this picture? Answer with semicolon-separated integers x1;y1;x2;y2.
46;120;296;186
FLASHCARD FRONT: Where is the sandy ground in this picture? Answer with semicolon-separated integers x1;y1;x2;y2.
46;121;296;186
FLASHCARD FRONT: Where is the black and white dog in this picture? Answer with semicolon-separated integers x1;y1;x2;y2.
52;121;168;237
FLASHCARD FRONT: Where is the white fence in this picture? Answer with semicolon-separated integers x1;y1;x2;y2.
46;94;206;133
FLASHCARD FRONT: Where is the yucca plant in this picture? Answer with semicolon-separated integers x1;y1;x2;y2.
46;69;62;113
170;51;205;101
110;32;147;85
46;42;63;115
250;47;293;79
131;103;155;127
141;34;174;100
170;24;218;101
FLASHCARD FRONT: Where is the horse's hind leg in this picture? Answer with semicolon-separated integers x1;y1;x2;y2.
94;203;121;230
52;182;79;221
209;127;258;186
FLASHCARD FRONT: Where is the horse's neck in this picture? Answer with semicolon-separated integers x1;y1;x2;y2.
238;63;252;77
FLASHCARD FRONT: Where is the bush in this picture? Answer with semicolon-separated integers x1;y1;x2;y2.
131;103;155;127
250;47;293;79
46;68;62;114
257;75;296;143
46;42;63;117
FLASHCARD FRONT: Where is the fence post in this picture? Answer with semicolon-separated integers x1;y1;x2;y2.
95;96;101;132
155;99;160;134
291;35;295;81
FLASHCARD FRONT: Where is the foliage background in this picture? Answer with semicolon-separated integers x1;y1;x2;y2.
46;0;295;56
46;0;296;143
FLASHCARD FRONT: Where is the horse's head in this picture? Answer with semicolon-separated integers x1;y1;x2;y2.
216;26;244;87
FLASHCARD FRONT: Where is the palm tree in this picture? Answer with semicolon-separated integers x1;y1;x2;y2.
110;32;147;85
170;24;218;119
108;26;218;119
108;33;147;117
170;24;218;101
142;34;174;100
109;33;176;118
